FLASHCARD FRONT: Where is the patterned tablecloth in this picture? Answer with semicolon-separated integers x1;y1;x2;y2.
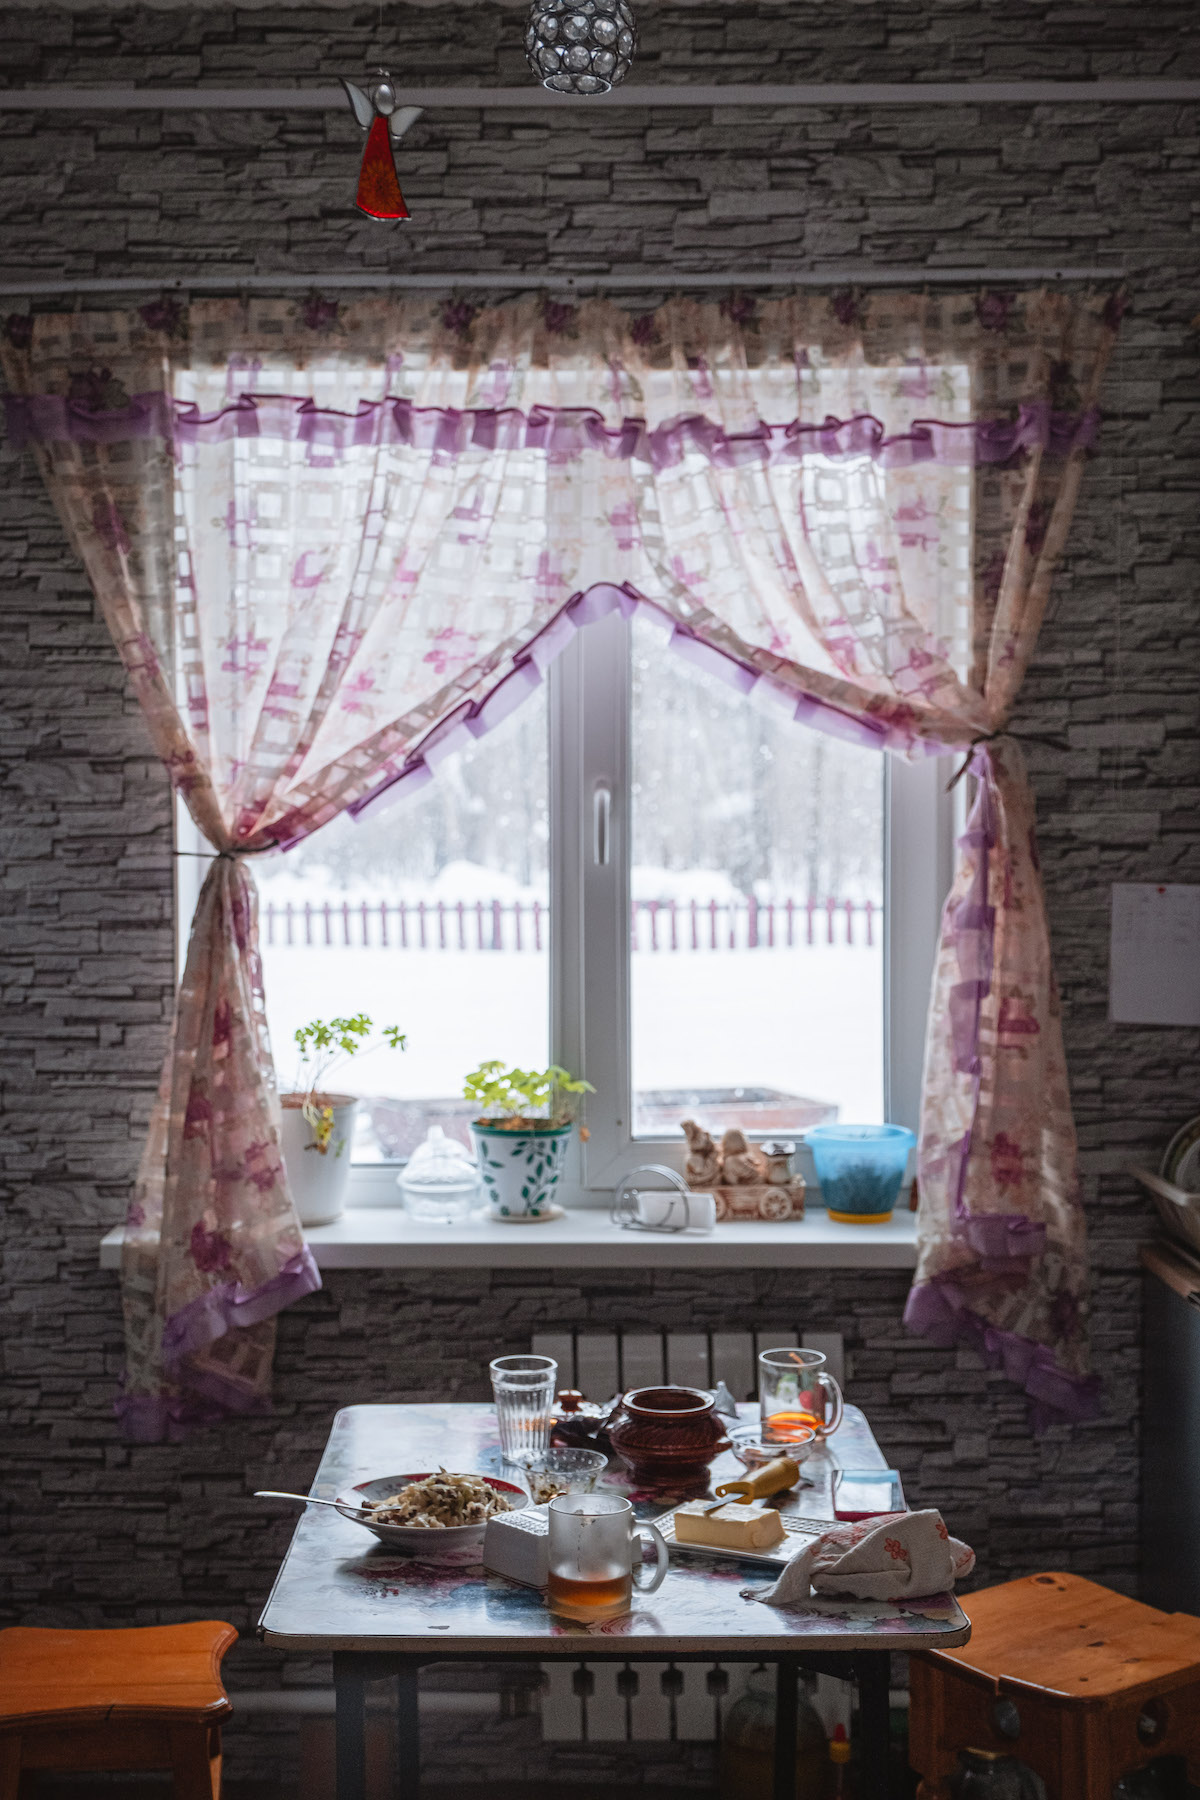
258;1403;971;1654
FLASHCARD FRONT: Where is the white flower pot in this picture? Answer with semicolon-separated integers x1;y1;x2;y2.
280;1093;358;1227
471;1122;573;1220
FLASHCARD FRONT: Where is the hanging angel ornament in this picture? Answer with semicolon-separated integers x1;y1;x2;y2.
340;70;422;220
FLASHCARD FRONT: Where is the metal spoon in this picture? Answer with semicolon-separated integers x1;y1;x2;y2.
255;1488;371;1520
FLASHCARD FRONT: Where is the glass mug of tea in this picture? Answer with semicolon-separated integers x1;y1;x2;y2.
547;1493;670;1622
758;1346;844;1443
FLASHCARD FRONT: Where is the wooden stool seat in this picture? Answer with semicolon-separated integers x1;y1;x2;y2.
909;1573;1200;1799
0;1622;236;1800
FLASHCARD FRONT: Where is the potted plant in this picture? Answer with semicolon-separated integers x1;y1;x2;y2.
463;1061;593;1222
281;1014;406;1227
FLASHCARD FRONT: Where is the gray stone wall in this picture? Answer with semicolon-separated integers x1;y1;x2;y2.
2;1;1200;1786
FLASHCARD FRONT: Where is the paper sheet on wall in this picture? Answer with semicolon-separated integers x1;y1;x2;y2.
1109;883;1200;1026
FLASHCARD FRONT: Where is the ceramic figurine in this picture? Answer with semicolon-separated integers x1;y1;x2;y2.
340;70;423;220
763;1142;806;1205
720;1127;765;1186
682;1118;722;1187
762;1144;795;1186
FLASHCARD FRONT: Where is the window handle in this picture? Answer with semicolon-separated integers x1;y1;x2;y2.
592;781;612;867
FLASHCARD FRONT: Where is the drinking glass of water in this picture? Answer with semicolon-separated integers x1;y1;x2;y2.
489;1353;558;1465
547;1493;669;1622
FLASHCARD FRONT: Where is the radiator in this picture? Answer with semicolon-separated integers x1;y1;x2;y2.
531;1325;844;1401
539;1660;861;1745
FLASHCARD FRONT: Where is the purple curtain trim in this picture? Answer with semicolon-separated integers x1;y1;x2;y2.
160;1245;321;1372
962;1211;1048;1262
4;389;175;449
903;1278;1101;1429
669;627;761;695
114;1392;218;1444
114;1379;271;1444
4;390;1102;468
470;656;545;736
346;581;926;829
791;689;894;751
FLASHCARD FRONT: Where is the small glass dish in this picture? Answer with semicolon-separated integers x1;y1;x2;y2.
728;1423;816;1468
520;1447;609;1505
397;1126;481;1224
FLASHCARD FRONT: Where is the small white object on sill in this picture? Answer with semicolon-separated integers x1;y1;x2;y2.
611;1165;716;1234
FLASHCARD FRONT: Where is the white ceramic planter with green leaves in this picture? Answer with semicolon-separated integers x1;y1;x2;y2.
470;1121;573;1221
280;1093;358;1228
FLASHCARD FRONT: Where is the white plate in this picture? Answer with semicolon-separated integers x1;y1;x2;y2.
337;1473;529;1555
652;1506;839;1568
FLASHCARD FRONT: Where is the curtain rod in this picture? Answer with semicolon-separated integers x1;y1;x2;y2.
1;80;1198;111
0;266;1124;298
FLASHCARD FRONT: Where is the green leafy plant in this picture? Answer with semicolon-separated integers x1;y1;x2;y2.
292;1014;406;1154
463;1060;593;1132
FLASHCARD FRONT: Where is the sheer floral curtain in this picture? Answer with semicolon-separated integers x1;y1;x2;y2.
2;286;1119;1434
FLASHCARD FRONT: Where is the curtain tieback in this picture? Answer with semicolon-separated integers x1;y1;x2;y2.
172;842;279;860
945;727;1070;792
946;732;1005;792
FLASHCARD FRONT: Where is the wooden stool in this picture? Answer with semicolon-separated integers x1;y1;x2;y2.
909;1572;1200;1798
0;1622;236;1800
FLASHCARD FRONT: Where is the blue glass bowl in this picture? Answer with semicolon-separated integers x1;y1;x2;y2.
806;1124;916;1223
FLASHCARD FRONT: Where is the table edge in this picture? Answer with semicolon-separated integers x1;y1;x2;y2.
259;1621;973;1655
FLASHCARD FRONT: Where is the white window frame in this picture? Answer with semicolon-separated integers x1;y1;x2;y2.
551;610;955;1204
173;622;954;1209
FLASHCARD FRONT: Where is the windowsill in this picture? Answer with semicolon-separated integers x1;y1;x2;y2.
98;1206;918;1271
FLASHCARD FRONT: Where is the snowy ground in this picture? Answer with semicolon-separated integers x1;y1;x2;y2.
257;852;883;1158
260;940;884;1140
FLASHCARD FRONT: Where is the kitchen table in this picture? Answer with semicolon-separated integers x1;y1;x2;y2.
258;1403;970;1800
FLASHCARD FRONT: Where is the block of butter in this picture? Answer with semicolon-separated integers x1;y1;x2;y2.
673;1501;786;1551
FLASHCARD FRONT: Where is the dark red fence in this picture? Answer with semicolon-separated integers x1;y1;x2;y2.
261;895;880;951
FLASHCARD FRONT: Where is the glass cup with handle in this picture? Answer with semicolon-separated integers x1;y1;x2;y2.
489;1353;558;1466
547;1493;670;1622
758;1346;844;1443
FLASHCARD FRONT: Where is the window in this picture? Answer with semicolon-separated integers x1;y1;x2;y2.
184;611;949;1204
177;626;952;1203
174;355;964;1206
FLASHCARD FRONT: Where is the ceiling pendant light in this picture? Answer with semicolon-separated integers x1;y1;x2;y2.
525;0;637;95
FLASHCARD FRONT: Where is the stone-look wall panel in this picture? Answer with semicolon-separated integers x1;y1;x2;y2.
2;0;1199;1785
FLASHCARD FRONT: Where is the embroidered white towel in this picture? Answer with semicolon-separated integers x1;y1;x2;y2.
744;1509;975;1607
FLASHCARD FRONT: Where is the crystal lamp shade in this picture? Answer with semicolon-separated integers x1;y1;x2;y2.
525;0;637;94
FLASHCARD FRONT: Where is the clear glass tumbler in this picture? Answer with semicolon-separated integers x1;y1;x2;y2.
758;1346;844;1443
489;1353;558;1466
547;1493;669;1622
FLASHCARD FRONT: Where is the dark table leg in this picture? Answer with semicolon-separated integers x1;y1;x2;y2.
773;1655;799;1800
396;1661;420;1799
856;1649;892;1800
333;1654;368;1800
